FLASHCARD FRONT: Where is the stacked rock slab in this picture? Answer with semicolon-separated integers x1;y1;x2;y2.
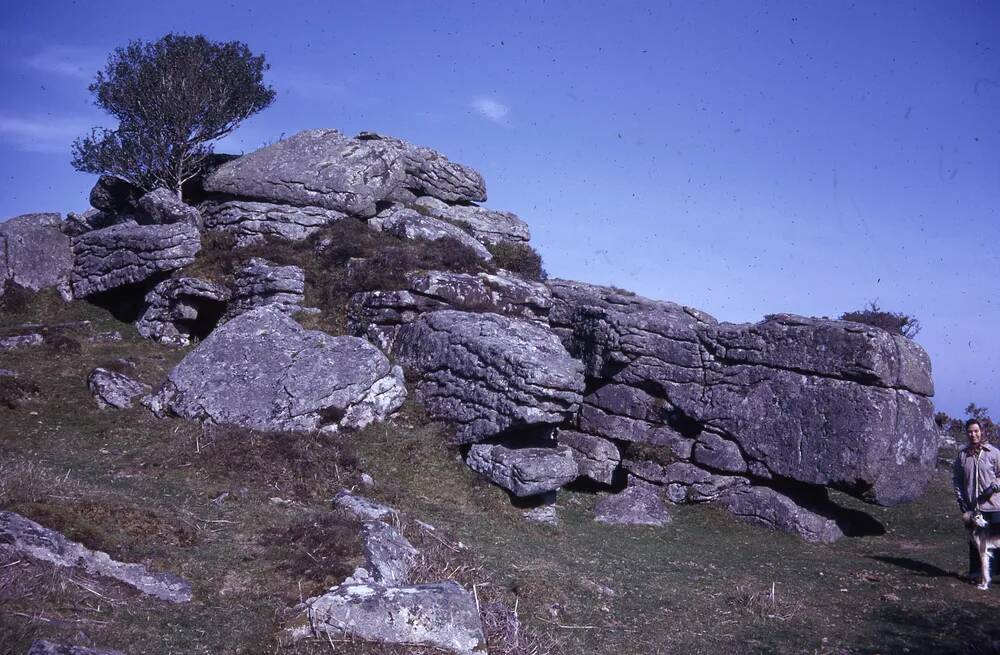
0;213;73;299
349;269;551;351
199;198;347;245
136;277;231;346
411;196;530;245
466;443;579;497
70;222;201;297
148;307;406;433
547;278;939;539
368;204;493;261
392;310;584;444
223;258;305;320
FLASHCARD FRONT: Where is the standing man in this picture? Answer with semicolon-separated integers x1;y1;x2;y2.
953;418;1000;582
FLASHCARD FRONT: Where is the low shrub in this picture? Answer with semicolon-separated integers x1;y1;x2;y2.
487;242;547;281
840;300;920;338
0;281;34;314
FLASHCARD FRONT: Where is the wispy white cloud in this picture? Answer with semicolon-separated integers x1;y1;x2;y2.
0;114;92;154
470;96;510;124
23;46;104;80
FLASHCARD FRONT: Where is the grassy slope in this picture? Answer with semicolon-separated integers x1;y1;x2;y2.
1;294;997;655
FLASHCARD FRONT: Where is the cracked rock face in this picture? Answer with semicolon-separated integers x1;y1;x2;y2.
393;310;584;443
466;443;579;496
200;198;348;245
411;196;530;245
0;213;73;298
349;270;552;351
150;307;406;433
368;205;493;261
203;129;405;217
0;510;192;603
136;277;230;346
70;222;201;298
357;132;487;204
548;279;938;508
223;258;305;320
289;581;487;654
558;430;620;485
87;367;149;410
361;521;419;587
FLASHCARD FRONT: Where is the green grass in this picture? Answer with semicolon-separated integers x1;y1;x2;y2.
1;294;997;655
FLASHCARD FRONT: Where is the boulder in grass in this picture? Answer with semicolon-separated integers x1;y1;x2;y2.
288;581;487;655
150;307;406;433
87;367;149;410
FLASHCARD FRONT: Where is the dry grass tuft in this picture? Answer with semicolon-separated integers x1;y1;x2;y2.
0;456;79;506
0;377;41;410
263;509;364;598
729;583;802;623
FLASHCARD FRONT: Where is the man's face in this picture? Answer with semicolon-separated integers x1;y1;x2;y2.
968;423;984;446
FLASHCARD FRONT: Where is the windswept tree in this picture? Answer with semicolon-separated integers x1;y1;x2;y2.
72;34;275;200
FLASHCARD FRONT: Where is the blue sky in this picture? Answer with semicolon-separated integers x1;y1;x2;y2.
1;1;998;417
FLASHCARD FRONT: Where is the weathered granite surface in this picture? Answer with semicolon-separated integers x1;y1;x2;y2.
136;277;231;346
466;443;579;496
87;367;149;410
412;196;530;245
368;205;493;261
223;258;305;320
0;213;73;299
200;198;348;245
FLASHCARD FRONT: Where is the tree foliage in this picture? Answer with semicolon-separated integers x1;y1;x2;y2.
839;300;921;338
937;403;998;443
72;34;275;199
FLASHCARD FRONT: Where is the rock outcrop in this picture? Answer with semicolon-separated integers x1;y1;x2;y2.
70;222;201;297
0;511;192;603
200;198;347;245
137;188;202;226
547;278;938;538
393;310;584;443
149;307;406;433
558;430;621;485
136;277;230;346
0;213;73;299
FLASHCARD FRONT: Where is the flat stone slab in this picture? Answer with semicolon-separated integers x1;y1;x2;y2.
87;367;149;410
466;443;578;497
719;485;845;544
0;511;192;603
289;581;487;654
200;198;348;245
595;484;671;527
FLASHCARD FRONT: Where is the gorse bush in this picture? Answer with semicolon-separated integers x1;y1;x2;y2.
840;300;920;338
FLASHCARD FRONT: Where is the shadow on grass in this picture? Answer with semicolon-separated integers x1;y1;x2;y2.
852;601;1000;655
868;555;958;579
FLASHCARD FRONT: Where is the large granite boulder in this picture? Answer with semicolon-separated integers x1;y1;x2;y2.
466;443;579;496
200;198;348;245
368;205;493;261
288;581;486;654
203;129;405;217
149;307;405;433
0;213;73;299
0;510;192;603
70;222;201;297
136;277;231;346
393;310;584;443
89;175;142;215
357;132;487;204
412;196;530;245
349;269;552;351
548;279;938;508
223;258;305;320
